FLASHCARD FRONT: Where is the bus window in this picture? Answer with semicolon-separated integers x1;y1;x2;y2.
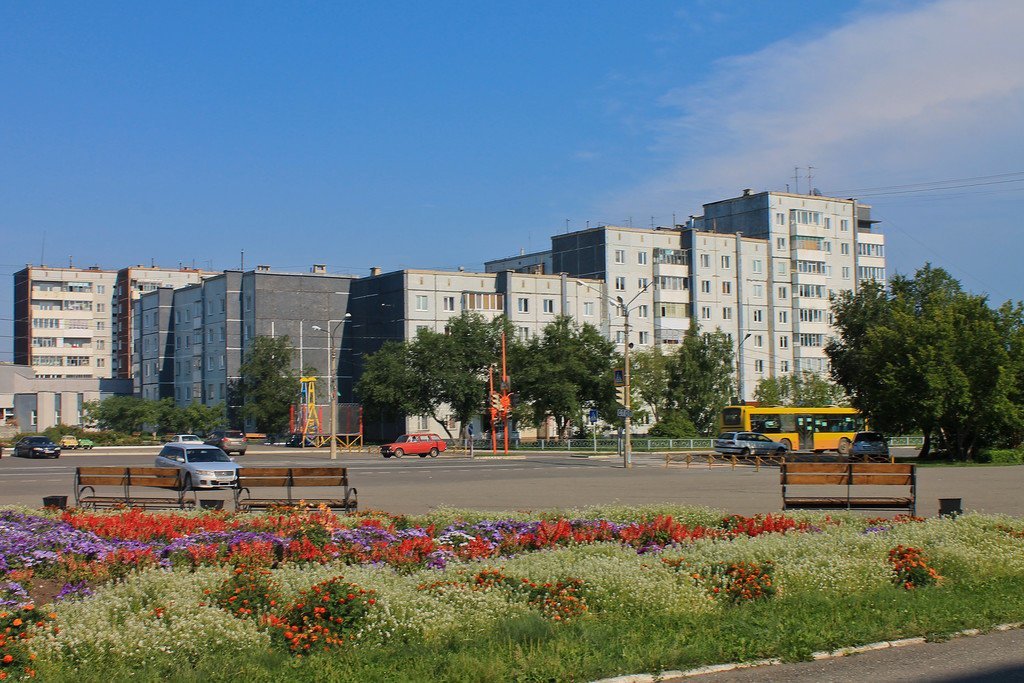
722;408;742;427
753;415;782;433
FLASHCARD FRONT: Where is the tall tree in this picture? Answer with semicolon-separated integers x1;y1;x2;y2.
236;335;298;434
83;396;157;433
629;346;671;424
663;323;735;435
828;265;1023;459
753;372;848;407
513;316;616;438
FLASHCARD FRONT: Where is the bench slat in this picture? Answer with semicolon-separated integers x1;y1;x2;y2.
851;463;914;474
295;467;349;477
77;466;127;476
238;477;291;487
850;474;913;485
289;476;348;487
78;476;128;486
238;467;291;477
784;463;849;473
784;474;849;485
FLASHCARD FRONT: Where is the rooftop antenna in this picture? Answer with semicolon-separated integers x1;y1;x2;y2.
650;216;655;228
565;218;570;234
151;257;155;268
40;231;46;267
807;166;815;193
68;255;73;268
792;167;802;194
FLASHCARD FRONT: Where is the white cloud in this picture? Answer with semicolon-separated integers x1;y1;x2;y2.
610;0;1024;214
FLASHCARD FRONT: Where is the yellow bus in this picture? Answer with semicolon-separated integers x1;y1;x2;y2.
719;405;865;454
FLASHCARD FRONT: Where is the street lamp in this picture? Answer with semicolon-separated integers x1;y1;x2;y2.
735;332;752;404
312;313;351;460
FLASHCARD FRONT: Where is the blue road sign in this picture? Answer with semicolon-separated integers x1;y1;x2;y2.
588;409;599;424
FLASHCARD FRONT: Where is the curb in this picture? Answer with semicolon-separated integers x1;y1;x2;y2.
591;622;1024;682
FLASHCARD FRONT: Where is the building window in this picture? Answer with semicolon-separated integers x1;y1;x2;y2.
752;259;763;274
443;296;456;312
637;305;648;318
754;359;764;372
778;286;788;299
97;284;105;294
415;295;429;311
776;212;785;225
753;334;763;348
615;331;625;343
96;358;105;367
637;278;649;290
417;415;429;430
700;306;711;320
721;255;731;269
542;299;554;313
842;266;851;279
638;331;650;344
824;217;832;229
700;253;710;268
775;261;786;276
841;242;850;255
637;251;648;265
780;360;790;373
583;301;594;316
841;219;849;231
722;307;732;320
614;277;626;291
753;284;763;298
777;237;786;250
779;336;789;348
753;309;763;322
722;281;731;294
701;280;711;293
517;298;529;313
614;249;626;264
519;326;530;340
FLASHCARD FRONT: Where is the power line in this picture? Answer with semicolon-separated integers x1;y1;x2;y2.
826;171;1024;196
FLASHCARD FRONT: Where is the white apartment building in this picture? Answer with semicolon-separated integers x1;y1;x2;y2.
486;190;886;401
14;266;119;379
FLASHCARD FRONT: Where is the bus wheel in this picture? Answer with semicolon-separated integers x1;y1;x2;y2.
781;439;793;451
837;437;852;455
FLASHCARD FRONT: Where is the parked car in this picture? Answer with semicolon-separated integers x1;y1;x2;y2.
380;433;447;458
204;429;247;455
713;432;788;457
285;433;316;448
59;435;80;449
851;431;890;462
155;443;240;490
169;434;204;444
77;438;95;450
14;436;61;459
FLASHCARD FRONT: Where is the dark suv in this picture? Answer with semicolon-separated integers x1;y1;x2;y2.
204;429;247;456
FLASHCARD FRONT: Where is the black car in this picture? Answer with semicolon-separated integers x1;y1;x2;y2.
14;436;61;459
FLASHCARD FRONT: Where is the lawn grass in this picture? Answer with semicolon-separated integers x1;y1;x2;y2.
37;576;1024;683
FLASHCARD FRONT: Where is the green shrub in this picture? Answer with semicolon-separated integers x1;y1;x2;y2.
974;449;1024;464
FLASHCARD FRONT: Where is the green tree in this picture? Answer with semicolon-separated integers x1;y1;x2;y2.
827;265;1023;459
630;346;671;424
236;336;298;434
513;316;616;438
753;372;848;407
83;396;156;433
355;314;515;439
646;411;698;438
663;323;735;436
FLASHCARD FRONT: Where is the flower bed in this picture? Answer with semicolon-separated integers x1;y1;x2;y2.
1;505;1023;681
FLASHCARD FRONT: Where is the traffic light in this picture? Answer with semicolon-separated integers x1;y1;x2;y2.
616;385;628;406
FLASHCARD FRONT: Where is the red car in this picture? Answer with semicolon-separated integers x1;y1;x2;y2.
380;433;447;458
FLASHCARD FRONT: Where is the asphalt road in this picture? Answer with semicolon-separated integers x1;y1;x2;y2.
2;445;1022;517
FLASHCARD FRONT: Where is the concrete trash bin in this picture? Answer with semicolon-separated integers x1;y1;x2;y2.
42;495;68;509
199;499;224;511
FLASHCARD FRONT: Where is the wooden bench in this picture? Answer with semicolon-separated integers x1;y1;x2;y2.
74;467;197;510
781;462;916;515
233;466;358;513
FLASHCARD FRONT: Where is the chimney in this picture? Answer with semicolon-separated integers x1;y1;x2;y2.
311;264;326;274
256;264;271;272
370;266;381;277
742;188;752;196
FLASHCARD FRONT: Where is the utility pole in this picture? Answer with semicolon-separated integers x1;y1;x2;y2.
622;301;633;469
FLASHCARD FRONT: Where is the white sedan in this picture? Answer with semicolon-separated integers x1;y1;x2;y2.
168;434;204;444
155;443;239;490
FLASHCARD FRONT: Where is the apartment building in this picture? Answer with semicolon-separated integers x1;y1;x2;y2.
348;268;605;437
13;264;210;380
133;266;355;409
112;266;210;379
14;266;119;379
0;363;131;436
486;190;886;401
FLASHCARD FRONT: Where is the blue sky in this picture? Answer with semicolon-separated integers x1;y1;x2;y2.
2;0;1023;359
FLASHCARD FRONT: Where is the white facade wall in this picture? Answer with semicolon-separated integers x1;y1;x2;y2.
19;267;118;380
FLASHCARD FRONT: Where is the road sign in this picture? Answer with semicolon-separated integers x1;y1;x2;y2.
616;408;632;418
588;409;599;424
613;369;625;386
467;424;474;436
